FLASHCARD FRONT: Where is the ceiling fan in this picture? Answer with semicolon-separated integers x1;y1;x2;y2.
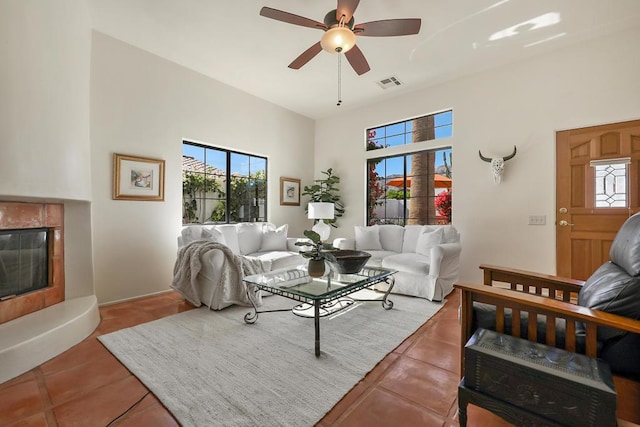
260;0;421;75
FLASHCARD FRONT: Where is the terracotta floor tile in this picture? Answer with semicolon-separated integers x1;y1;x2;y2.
5;411;48;427
362;352;400;384
147;300;195;318
337;387;446;427
320;381;371;425
112;394;179;426
377;357;458;417
405;337;460;375
96;310;157;335
419;318;461;346
0;370;36;390
44;351;131;405
131;294;178;312
53;375;148;427
40;338;111;376
0;379;44;425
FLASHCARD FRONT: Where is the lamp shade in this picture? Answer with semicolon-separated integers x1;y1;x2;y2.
320;27;356;54
308;202;335;220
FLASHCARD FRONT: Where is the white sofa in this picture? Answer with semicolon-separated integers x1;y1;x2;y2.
333;224;461;301
176;222;305;309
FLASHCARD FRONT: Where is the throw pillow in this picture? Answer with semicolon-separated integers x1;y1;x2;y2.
415;227;444;257
201;227;227;245
355;225;383;251
237;223;264;255
401;225;424;253
378;224;404;253
260;224;288;252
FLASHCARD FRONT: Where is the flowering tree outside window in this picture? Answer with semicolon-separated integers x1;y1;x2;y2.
366;130;386;225
435;190;452;223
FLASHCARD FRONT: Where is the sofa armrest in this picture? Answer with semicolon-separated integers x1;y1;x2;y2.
454;281;640;376
480;264;584;302
332;237;355;250
428;242;461;279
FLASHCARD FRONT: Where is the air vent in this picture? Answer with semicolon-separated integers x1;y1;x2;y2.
376;76;403;89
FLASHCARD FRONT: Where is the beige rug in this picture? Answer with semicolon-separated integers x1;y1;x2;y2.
99;290;444;426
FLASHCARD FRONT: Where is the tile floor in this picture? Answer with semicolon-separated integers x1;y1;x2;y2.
0;289;633;426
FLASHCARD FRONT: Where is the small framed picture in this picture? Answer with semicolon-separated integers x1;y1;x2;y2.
280;177;301;206
113;153;165;201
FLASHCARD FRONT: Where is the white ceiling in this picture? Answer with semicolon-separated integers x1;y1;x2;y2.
88;0;640;120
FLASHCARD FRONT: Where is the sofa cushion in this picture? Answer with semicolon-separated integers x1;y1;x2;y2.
201;227;227;245
382;253;430;275
378;225;404;253
401;225;424;253
248;251;302;271
609;212;640;276
216;224;241;255
355;225;383;250
415;227;443;257
363;250;399;268
237;223;263;255
260;224;288;252
578;262;640;340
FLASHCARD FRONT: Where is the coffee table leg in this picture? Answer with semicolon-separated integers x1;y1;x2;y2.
314;302;321;357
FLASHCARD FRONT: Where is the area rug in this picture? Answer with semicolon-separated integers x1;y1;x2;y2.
98;290;444;426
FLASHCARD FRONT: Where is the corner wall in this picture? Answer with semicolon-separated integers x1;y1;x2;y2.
90;32;315;304
315;27;640;284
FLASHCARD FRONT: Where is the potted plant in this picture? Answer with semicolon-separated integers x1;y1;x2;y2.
302;168;345;228
295;230;335;277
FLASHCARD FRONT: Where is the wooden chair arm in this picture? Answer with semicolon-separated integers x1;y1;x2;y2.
480;264;585;302
454;281;640;377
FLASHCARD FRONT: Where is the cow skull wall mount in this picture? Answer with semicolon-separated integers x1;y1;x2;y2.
478;146;517;184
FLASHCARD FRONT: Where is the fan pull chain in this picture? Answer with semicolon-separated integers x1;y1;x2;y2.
337;53;342;106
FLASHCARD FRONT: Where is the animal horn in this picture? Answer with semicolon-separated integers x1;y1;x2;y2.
503;146;517;161
478;150;492;162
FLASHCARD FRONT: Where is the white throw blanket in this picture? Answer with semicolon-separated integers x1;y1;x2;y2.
171;241;270;309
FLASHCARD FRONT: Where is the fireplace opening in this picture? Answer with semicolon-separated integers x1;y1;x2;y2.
0;227;49;300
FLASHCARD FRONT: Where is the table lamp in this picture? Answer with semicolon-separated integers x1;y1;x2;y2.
308;202;335;241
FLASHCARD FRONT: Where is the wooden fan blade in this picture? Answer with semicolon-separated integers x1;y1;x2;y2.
288;42;323;69
355;19;421;37
336;0;360;23
344;45;370;75
260;7;326;30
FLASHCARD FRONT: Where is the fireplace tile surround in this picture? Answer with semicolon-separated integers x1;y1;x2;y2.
0;202;64;324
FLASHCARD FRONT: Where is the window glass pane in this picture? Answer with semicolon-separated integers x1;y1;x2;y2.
385;134;404;148
385;122;405;138
367;110;452;151
434;111;452;127
435;124;453;139
183;142;267;224
594;163;627;208
366;148;452;226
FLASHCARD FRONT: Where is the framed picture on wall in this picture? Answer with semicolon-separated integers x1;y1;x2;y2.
113;153;165;201
280;177;301;206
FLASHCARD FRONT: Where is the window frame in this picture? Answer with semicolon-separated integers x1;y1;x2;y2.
182;140;268;225
365;110;453;226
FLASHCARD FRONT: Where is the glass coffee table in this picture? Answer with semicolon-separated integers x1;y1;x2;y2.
243;266;397;356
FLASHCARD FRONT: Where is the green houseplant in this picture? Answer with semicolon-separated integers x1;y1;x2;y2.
295;230;335;277
302;168;345;228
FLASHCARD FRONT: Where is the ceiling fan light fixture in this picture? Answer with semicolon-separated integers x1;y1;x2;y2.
320;26;356;54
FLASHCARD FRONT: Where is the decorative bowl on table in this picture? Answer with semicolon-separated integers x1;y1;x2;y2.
323;250;371;274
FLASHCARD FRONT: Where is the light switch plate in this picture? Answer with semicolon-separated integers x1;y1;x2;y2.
528;215;546;225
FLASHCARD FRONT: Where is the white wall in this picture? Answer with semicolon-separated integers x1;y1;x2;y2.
316;27;640;284
90;32;315;303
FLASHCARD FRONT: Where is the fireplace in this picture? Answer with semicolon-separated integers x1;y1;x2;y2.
0;228;49;299
0;202;64;324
